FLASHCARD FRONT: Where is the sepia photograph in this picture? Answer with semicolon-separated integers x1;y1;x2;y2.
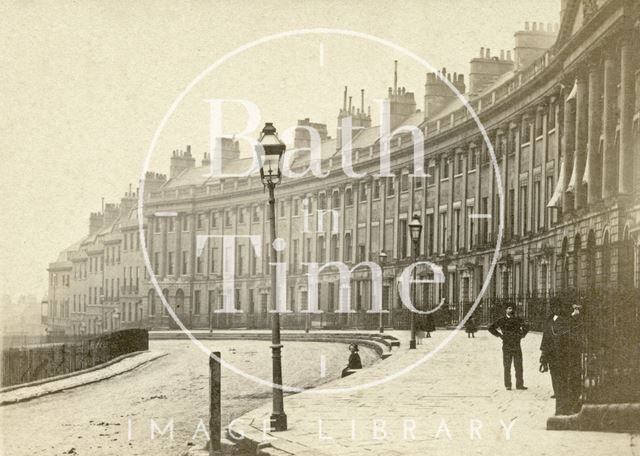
0;1;639;455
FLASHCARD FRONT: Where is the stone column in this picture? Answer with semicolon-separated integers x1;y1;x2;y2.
562;86;576;212
420;165;428;254
394;173;401;258
488;132;497;243
526;111;535;233
380;179;387;255
176;213;182;276
340;186;347;261
619;38;637;194
460;147;469;251
366;180;373;259
161;217;167;279
474;144;482;247
635;68;640;190
574;72;588;210
353;185;360;260
447;155;454;253
407;170;416;257
262;200;268;276
500;129;509;240
540;99;551;230
190;213;197;279
288;197;294;266
587;60;603;205
434;157;441;254
602;49;618;199
147;215;154;275
511;121;520;237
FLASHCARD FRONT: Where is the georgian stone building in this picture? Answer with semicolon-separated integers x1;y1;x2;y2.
47;0;640;336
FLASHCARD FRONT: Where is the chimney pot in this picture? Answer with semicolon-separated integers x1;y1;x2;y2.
525;21;530;31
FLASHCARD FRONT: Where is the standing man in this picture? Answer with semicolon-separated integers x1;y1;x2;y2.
540;301;583;414
489;304;529;390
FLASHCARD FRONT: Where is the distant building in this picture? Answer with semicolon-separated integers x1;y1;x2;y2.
1;294;46;336
47;0;640;334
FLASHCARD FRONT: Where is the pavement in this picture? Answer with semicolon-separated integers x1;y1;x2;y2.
0;350;167;406
220;330;638;456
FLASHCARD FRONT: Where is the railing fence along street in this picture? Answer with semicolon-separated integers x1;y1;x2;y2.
0;329;149;388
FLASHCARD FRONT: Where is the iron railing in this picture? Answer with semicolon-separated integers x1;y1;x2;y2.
0;329;148;387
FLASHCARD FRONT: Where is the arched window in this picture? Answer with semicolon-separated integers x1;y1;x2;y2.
148;289;156;315
573;234;581;290
586;230;596;290
561;237;569;290
175;289;184;312
620;227;634;289
602;231;611;287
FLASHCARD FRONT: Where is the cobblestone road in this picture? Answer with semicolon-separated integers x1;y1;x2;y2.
0;339;378;456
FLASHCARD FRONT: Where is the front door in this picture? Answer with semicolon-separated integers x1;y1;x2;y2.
169;289;185;329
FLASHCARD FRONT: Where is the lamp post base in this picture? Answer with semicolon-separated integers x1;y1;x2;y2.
379;327;384;333
270;413;288;432
409;340;416;349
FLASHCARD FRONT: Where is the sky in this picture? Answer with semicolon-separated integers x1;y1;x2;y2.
0;0;561;301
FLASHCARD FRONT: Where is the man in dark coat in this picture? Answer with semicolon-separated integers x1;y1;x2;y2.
540;301;583;415
489;304;529;390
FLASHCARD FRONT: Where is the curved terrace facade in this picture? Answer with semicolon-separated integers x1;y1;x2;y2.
47;0;640;336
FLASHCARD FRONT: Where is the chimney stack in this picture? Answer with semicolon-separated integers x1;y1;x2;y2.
393;60;398;94
343;86;347;111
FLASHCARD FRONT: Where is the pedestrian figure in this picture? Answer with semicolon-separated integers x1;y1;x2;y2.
423;313;435;338
539;302;559;399
465;316;477;338
341;343;362;378
489;304;529;390
540;301;583;415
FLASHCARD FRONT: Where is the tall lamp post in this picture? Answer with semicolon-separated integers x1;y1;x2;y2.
258;122;287;432
378;251;387;333
408;214;423;349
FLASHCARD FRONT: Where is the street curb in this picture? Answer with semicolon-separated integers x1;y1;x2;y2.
0;351;167;406
1;350;149;393
150;332;398;356
547;403;640;433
